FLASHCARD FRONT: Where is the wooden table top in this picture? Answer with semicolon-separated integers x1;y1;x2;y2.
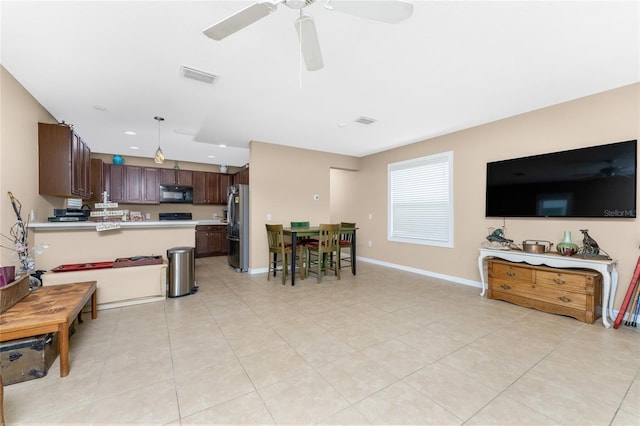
0;282;97;339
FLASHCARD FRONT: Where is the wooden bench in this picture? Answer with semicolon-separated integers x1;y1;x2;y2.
0;281;97;377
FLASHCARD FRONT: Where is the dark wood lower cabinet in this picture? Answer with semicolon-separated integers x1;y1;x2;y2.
195;225;227;258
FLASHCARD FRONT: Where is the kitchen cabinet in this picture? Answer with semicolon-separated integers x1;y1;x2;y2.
195;225;227;257
233;167;249;185
219;174;233;204
193;171;221;204
103;164;159;204
88;158;105;202
124;166;160;204
487;259;602;324
160;169;193;187
104;164;124;202
38;122;91;199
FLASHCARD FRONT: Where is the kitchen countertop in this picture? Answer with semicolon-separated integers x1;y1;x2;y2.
196;220;227;225
29;219;227;231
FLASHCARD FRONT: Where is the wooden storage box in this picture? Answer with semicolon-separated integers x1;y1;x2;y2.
0;333;59;385
487;259;602;323
113;255;163;268
0;275;30;313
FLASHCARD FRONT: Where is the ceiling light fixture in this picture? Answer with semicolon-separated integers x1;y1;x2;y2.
181;65;217;84
355;116;376;125
124;130;136;135
218;144;227;148
154;116;165;164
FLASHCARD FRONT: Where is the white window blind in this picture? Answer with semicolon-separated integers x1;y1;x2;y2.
388;151;453;247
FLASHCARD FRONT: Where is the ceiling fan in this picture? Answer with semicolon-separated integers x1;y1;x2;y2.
203;0;414;71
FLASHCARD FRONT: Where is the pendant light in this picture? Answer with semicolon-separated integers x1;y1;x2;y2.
154;116;165;164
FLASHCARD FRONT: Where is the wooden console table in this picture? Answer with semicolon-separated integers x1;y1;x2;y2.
0;281;97;377
478;248;618;328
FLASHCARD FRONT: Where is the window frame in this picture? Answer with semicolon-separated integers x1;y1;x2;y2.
387;151;454;248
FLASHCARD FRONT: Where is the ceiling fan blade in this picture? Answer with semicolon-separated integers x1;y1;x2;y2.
324;0;413;24
295;14;324;71
203;2;277;40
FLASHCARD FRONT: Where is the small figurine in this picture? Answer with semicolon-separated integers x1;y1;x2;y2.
482;227;517;250
486;228;513;244
580;229;600;257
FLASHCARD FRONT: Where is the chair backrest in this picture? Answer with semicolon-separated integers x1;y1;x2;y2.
265;224;287;251
290;221;310;229
317;223;341;251
340;222;356;242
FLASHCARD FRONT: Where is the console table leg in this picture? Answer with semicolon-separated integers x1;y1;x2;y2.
478;254;487;296
58;321;70;377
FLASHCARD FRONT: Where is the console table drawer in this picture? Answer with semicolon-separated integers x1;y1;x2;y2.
490;262;533;282
487;259;602;323
535;269;599;294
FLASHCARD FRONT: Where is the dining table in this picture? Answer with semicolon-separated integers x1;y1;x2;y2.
282;225;357;286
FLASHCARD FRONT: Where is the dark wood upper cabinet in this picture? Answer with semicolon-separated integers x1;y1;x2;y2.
193;171;221;204
102;164;158;204
124;166;159;204
106;164;125;202
38;122;91;199
233;168;249;185
219;174;233;205
160;169;193;186
88;158;104;202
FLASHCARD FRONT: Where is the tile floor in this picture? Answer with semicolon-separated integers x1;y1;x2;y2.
3;256;639;425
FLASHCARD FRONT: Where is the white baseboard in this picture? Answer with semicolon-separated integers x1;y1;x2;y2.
356;256;482;289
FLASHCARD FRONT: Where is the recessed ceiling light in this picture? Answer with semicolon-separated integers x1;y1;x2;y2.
218;144;227;148
207;155;216;158
129;146;139;150
124;130;136;135
338;123;347;127
93;105;107;111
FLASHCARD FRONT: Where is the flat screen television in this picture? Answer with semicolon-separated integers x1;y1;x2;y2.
486;140;637;218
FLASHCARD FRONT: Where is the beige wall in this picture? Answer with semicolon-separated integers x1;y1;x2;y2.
355;83;639;308
0;66;59;268
248;141;359;271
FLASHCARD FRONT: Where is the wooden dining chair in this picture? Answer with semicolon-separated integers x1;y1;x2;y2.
265;224;306;285
306;223;341;283
338;222;356;274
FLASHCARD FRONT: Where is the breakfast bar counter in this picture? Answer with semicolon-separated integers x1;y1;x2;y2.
28;221;197;271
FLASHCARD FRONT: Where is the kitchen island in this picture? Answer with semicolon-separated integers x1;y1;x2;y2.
28;220;201;309
29;220;198;270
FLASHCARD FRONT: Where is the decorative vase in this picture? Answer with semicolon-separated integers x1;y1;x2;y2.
113;154;124;165
219;165;228;173
557;231;579;256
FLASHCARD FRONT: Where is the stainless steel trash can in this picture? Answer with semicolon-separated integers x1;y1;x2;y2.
167;246;196;298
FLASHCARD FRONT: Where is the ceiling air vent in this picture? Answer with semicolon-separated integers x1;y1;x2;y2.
181;65;217;84
355;116;376;125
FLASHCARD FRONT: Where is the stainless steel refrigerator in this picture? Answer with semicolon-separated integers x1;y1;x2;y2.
227;184;249;272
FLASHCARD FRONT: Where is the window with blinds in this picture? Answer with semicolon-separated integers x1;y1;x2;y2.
388;151;453;247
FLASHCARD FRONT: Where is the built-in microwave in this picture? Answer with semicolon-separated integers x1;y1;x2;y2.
159;185;193;203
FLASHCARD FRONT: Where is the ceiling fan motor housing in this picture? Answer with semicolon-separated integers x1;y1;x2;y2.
283;0;316;10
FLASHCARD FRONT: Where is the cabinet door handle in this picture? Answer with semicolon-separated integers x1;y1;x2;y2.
558;296;572;303
554;278;565;285
500;284;511;290
506;271;516;277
